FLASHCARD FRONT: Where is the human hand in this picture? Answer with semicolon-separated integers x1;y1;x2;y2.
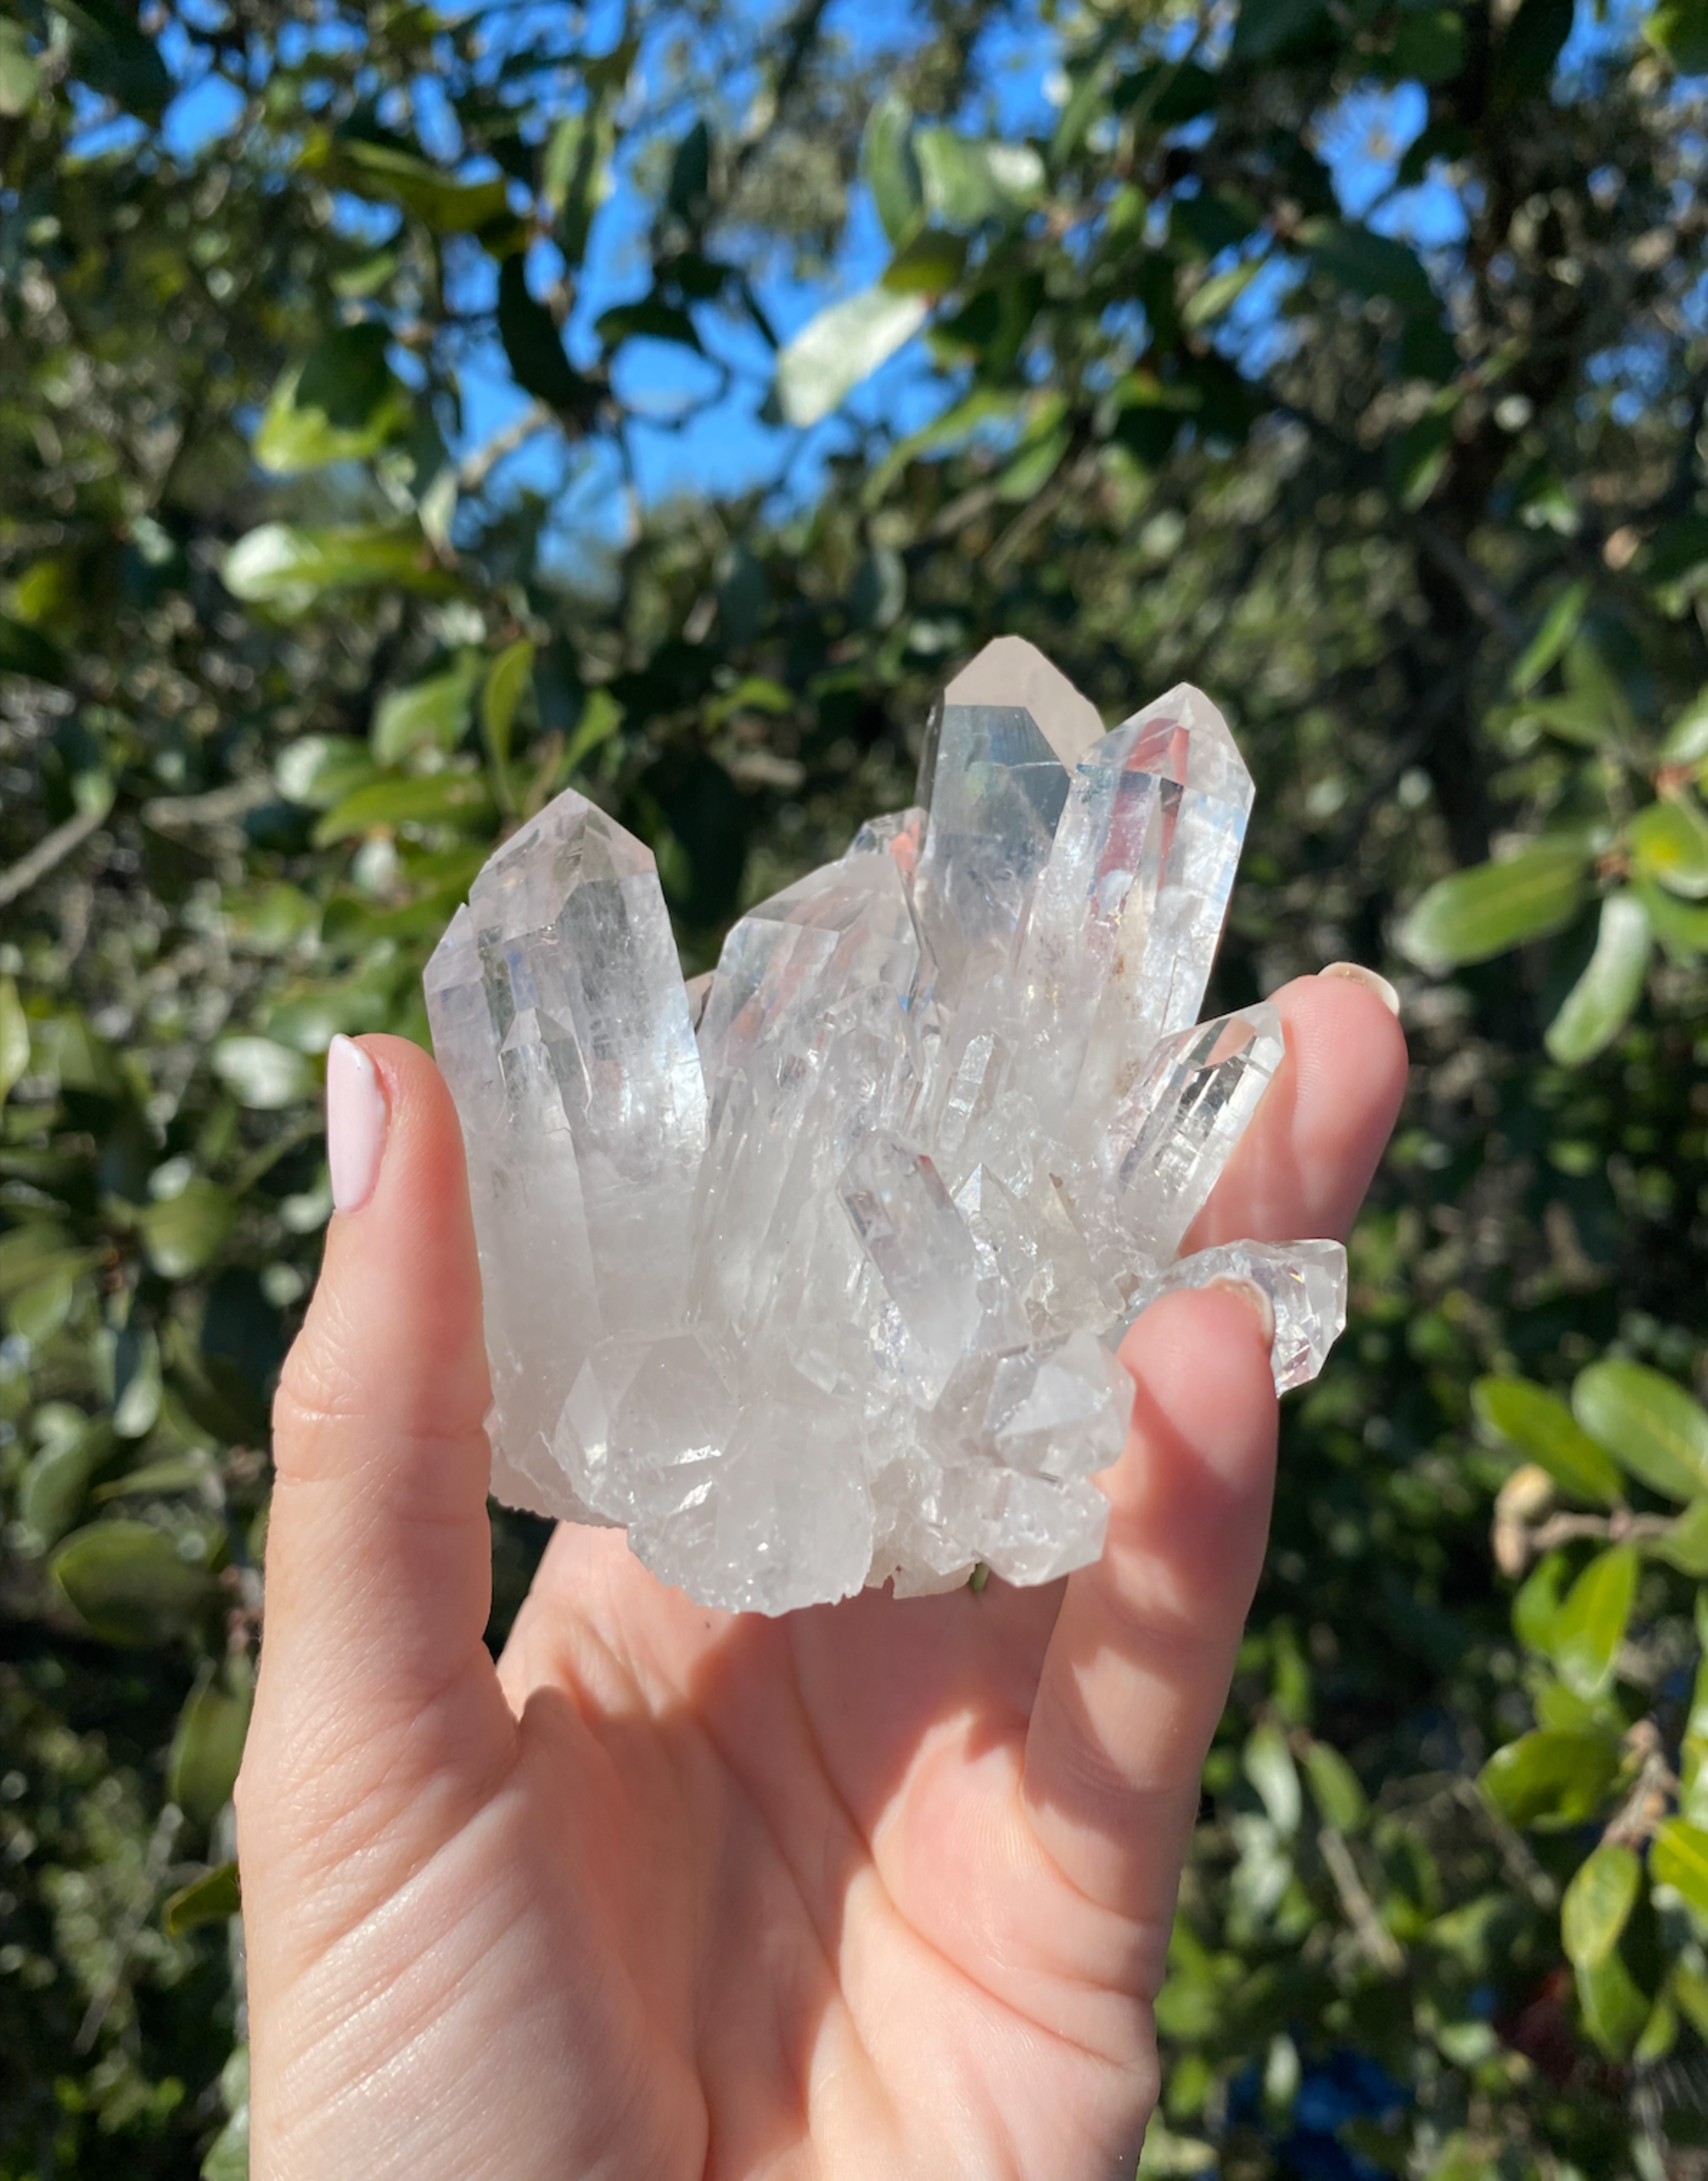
237;968;1406;2180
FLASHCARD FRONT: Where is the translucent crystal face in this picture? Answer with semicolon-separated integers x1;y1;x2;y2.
425;638;1347;1613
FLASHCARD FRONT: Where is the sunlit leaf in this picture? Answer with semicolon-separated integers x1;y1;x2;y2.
163;1860;241;1937
1574;1359;1708;1502
1301;1739;1367;1833
211;1037;317;1112
0;19;40;115
139;1178;238;1279
1544;891;1651;1064
1551;1544;1637;1697
49;1520;220;1645
1472;1376;1624;1505
167;1667;252;1823
1479;1728;1619;1828
223;523;449;610
342;140;513;233
1510;579;1590;697
1652;1819;1708;1918
254;324;410;475
915;130;1045;228
370;655;484;765
1629;796;1708;899
864;94;923;245
312;771;494;844
1242;1721;1302;1836
1562;1841;1641;1968
1397;841;1588;969
775;288;931;427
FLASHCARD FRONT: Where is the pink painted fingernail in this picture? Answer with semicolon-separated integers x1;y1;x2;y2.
327;1035;387;1213
1322;961;1401;1016
1208;1275;1275;1347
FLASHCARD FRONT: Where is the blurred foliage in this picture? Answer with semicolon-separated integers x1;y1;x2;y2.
5;0;1708;2173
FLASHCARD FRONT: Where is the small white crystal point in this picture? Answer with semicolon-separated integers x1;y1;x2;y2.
1124;1238;1348;1392
941;637;1105;759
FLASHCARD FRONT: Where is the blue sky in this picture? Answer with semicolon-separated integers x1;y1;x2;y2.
143;0;1641;554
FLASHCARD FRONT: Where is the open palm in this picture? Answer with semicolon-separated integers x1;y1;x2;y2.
238;971;1405;2181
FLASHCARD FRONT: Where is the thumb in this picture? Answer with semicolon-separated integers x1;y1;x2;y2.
242;1035;514;1875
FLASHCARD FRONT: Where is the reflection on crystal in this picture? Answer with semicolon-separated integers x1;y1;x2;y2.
429;638;1346;1614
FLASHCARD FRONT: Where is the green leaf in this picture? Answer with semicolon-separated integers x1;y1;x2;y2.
1301;1739;1368;1833
201;2044;249;2181
915;130;1045;229
1231;0;1328;63
1562;1841;1642;1968
0;22;40;119
1633;874;1708;958
1652;1818;1708;1917
881;229;970;296
562;687;624;777
0;975;31;1101
211;1036;316;1112
1651;1498;1708;1576
1480;1728;1619;1828
1574;1359;1708;1502
139;1178;238;1279
49;1520;219;1646
163;1861;241;1937
1183;258;1264;331
864;95;924;246
1510;580;1591;697
776;288;931;427
1397;840;1588;969
370;655;483;764
312;771;494;844
1513;1550;1568;1655
482;639;536;781
1242;1722;1302;1836
275;734;380;811
1629;796;1708;898
543;106;615;267
342;141;514;234
666;117;711;224
18;1418;116;1552
1660;686;1708;763
498;255;599;417
1576;1944;1651;2059
1544;891;1652;1064
1551;1544;1638;1698
254;324;409;475
1471;1376;1625;1505
1647;0;1708;72
168;1668;252;1823
1298;217;1436;314
1492;0;1575;106
595;296;702;350
222;523;447;611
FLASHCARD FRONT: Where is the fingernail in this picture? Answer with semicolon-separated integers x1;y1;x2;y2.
1322;961;1401;1017
327;1035;387;1213
1208;1275;1275;1347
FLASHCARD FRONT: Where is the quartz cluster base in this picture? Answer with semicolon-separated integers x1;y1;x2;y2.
425;639;1347;1613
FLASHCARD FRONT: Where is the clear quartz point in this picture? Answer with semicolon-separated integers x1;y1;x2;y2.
1123;1239;1349;1393
429;645;1340;1613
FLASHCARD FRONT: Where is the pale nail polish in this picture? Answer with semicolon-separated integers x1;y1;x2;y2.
1322;960;1401;1017
327;1035;387;1213
1208;1275;1276;1347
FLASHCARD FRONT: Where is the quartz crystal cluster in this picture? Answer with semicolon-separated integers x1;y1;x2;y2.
425;639;1347;1613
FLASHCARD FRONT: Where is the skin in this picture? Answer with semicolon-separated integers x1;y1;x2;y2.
237;970;1407;2181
